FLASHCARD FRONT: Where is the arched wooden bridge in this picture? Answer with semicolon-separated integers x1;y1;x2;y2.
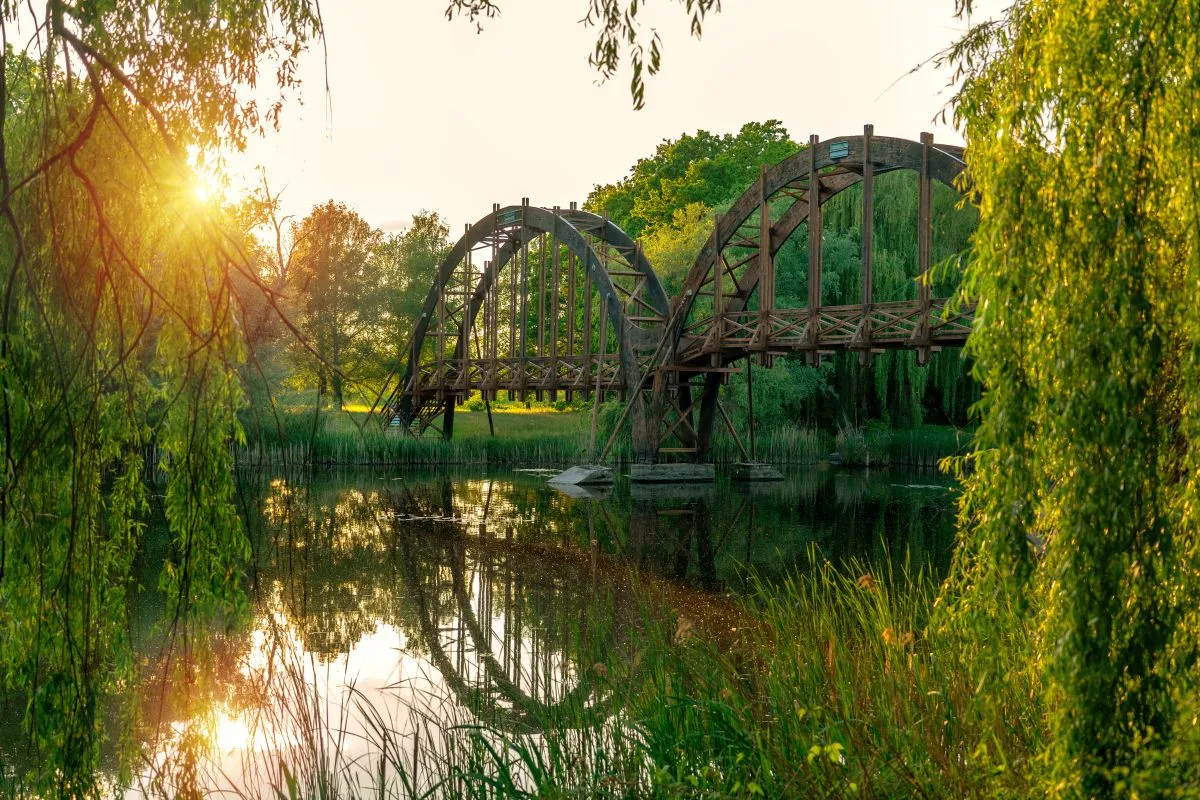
381;127;973;462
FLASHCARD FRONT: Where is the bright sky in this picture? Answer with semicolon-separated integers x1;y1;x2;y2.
232;1;993;235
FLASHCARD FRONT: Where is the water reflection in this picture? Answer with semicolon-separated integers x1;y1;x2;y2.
82;466;958;796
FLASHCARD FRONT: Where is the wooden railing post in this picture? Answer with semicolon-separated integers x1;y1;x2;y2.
549;208;561;400
917;131;933;365
806;134;823;366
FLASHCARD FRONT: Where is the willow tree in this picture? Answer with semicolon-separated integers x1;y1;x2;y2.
946;0;1200;793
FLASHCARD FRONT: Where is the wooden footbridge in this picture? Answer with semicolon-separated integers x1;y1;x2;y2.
379;128;972;463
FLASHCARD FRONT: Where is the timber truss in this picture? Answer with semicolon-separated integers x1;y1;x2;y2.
379;127;973;459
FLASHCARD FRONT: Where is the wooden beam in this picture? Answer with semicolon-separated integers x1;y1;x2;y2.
718;400;750;461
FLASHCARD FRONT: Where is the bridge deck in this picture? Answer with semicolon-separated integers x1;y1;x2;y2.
673;298;974;366
408;353;630;398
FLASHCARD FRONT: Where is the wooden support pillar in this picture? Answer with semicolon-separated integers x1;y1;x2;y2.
746;357;756;460
758;164;773;367
549;210;561;400
442;396;455;439
807;134;823;366
483;259;492;399
695;371;723;459
462;223;473;396
518;207;529;400
488;218;499;401
509;200;523;399
537;232;547;401
917;131;933;365
566;242;577;400
860;124;875;367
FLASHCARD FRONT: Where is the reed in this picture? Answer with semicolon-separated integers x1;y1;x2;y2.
886;424;975;469
235;409;590;467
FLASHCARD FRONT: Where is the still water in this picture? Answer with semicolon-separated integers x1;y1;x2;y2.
3;466;958;796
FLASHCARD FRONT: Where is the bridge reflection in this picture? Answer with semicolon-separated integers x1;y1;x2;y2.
119;468;955;797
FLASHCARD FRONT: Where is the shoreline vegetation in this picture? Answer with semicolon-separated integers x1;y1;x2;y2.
232;406;973;469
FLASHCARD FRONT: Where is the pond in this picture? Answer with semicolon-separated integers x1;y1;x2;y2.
0;465;959;797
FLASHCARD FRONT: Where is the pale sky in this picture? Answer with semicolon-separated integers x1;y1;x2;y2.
231;1;992;234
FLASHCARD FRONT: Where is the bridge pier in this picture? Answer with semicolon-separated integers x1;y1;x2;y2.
442;398;455;440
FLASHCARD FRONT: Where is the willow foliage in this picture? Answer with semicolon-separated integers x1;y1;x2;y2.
0;3;322;793
947;0;1200;793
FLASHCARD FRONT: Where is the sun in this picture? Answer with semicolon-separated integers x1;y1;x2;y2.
185;144;229;206
193;181;213;203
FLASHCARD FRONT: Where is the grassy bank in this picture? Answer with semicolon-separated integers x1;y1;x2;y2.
236;403;973;468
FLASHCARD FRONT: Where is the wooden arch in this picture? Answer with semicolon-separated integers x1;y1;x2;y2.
392;203;668;436
641;130;972;461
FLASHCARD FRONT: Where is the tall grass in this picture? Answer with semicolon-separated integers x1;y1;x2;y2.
236;410;590;467
626;559;1041;797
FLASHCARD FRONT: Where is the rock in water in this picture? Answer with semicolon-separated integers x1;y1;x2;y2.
548;465;614;486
